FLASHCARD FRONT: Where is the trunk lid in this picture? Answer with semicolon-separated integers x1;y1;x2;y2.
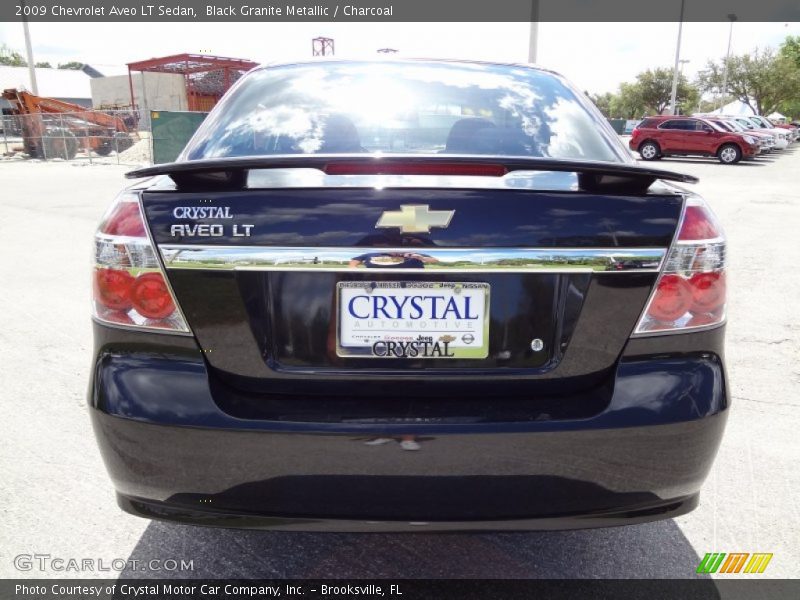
139;170;683;396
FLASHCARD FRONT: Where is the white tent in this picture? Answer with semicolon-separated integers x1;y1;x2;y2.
767;111;787;122
709;99;756;116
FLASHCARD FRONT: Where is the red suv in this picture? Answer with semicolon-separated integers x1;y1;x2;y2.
630;116;759;164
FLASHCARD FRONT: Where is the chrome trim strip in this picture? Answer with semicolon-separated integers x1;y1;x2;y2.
91;316;195;337
246;169;581;191
630;318;727;338
159;245;666;273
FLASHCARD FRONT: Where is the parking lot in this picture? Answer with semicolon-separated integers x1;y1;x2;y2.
0;148;797;579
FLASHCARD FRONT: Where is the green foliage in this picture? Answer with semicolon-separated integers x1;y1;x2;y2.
696;46;800;116
0;44;26;67
57;61;84;70
778;36;800;118
780;35;800;68
634;67;699;115
588;92;615;117
609;82;646;119
587;68;700;119
35;61;52;68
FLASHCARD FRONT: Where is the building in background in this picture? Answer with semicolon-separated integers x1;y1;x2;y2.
125;54;259;112
91;71;188;111
0;66;94;111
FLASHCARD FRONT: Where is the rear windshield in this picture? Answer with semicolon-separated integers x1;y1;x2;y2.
183;61;625;162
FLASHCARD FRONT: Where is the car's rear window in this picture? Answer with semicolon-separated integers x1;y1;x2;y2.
182;61;625;162
638;118;659;129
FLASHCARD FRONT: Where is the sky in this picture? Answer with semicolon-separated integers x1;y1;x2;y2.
1;21;798;93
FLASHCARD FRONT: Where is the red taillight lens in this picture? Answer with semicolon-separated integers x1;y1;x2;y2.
324;161;507;177
688;272;726;313
634;196;726;335
100;201;146;236
94;268;134;310
93;192;188;333
646;275;692;321
130;272;175;319
678;205;721;241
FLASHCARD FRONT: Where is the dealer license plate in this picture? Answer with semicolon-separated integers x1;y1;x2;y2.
336;281;490;359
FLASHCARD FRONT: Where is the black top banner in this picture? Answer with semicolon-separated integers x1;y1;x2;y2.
3;0;800;22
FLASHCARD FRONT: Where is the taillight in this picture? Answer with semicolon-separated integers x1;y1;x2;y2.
633;195;726;335
92;192;189;333
678;204;721;240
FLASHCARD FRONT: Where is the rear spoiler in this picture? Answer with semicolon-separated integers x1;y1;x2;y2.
126;155;698;193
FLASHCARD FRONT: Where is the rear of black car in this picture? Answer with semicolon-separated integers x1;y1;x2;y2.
89;60;728;530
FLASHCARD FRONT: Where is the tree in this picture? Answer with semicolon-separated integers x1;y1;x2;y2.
0;44;26;67
588;92;615;117
634;67;699;115
780;35;800;68
35;61;52;68
696;47;800;115
778;36;800;117
609;82;646;119
58;61;84;70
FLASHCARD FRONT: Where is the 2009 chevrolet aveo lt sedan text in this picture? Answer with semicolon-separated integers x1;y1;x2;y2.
89;59;728;531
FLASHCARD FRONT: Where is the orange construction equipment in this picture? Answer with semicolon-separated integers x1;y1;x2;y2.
2;88;137;159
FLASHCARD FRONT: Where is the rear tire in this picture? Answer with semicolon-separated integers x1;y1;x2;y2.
112;132;134;154
718;143;741;164
95;133;133;156
638;141;661;161
43;128;78;160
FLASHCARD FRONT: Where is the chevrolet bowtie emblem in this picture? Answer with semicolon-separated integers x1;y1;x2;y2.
375;205;455;234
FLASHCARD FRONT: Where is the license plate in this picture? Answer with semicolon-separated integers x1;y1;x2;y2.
336;281;490;359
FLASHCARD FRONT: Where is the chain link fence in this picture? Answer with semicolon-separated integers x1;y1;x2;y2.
0;108;153;166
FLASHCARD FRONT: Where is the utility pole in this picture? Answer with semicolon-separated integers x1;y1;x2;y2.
669;0;686;115
528;0;539;63
20;0;39;94
719;14;737;110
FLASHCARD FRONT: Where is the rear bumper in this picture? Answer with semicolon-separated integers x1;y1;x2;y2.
90;329;728;531
116;491;700;532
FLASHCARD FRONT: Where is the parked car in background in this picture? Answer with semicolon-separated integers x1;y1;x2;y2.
704;117;775;154
728;117;789;149
756;116;799;142
630;115;759;164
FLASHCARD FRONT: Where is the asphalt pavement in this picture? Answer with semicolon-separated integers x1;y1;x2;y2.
0;148;797;579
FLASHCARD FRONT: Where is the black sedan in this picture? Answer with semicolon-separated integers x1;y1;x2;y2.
89;59;728;530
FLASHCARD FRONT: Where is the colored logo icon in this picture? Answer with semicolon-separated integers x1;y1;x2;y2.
697;553;773;574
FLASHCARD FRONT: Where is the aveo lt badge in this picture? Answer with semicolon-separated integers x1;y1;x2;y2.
376;205;455;234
